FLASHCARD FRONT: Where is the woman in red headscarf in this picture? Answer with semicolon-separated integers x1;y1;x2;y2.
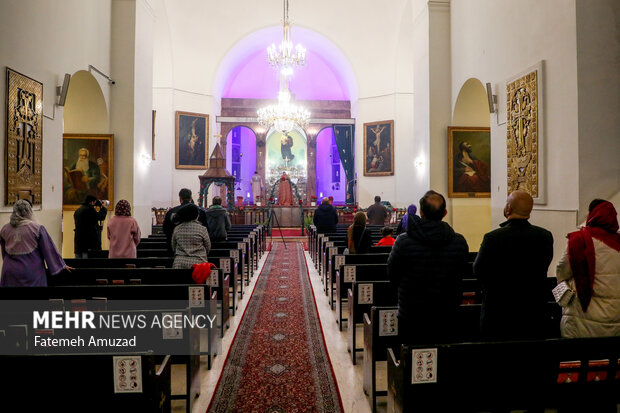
107;199;141;258
556;199;620;338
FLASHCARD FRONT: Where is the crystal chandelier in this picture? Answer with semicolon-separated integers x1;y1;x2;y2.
258;0;310;134
257;78;310;134
267;0;306;76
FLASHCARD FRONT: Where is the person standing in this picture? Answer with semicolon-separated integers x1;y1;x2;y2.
205;196;231;242
313;197;338;234
346;211;373;254
366;195;387;225
163;188;208;250
388;190;469;344
474;190;554;340
74;194;108;258
396;204;417;235
250;171;264;204
277;172;294;206
172;203;211;269
0;200;72;286
556;199;620;338
107;199;141;258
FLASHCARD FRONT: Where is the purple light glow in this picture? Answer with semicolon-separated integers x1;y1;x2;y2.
223;49;347;100
226;126;257;204
213;26;357;103
315;127;345;204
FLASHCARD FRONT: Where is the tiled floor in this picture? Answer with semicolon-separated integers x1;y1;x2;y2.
184;244;374;413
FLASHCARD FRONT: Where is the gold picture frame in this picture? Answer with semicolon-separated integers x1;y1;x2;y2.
62;134;114;210
448;126;491;198
175;111;209;169
363;120;394;176
5;68;43;205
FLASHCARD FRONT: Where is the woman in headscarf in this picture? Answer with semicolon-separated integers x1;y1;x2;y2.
0;200;72;286
107;199;141;258
172;203;211;269
556;199;620;338
396;204;418;235
347;211;373;254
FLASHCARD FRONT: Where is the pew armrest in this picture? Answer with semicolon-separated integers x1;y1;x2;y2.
387;347;399;368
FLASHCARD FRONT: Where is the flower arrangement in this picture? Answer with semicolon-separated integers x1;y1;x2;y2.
298;199;303;205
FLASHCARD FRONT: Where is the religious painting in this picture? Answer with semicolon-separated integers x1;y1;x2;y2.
265;129;307;184
363;120;394;176
5;68;43;205
175;111;209;169
448;127;491;198
62;134;114;209
506;61;545;204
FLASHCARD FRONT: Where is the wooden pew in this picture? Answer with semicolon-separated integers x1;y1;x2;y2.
0;292;203;413
335;263;389;330
48;267;230;340
387;336;620;413
330;254;390;309
347;280;397;364
65;257;174;268
0;353;173;412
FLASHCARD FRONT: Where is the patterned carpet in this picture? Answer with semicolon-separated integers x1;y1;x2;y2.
207;242;343;413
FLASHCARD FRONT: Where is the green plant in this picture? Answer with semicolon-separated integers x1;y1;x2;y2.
303;215;313;230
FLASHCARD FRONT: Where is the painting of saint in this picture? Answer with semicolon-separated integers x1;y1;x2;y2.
175;111;209;169
448;127;491;198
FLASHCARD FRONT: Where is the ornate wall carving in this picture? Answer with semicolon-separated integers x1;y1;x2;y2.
507;69;539;198
5;68;43;205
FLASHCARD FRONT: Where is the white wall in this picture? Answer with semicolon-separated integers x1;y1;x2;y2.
0;0;112;250
575;0;620;221
451;0;580;273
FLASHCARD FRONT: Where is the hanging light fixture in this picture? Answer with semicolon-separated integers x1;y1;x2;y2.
257;0;310;134
267;0;306;76
257;77;310;134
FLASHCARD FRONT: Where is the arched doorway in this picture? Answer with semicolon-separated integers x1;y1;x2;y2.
61;70;109;257
451;78;492;250
315;127;345;204
225;126;257;205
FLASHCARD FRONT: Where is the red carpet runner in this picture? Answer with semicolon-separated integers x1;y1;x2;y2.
207;242;343;413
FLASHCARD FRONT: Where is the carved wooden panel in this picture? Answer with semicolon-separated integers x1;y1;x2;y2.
506;67;540;199
6;68;43;205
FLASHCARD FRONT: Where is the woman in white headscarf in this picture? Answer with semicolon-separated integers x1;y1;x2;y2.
0;200;72;286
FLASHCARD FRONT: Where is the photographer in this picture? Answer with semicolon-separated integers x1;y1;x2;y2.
74;195;108;258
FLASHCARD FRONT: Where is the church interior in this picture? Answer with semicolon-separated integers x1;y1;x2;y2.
0;0;619;412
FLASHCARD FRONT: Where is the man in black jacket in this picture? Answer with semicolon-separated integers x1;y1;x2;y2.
74;195;108;258
313;197;338;233
473;190;553;340
205;196;231;242
387;190;469;344
163;188;208;250
366;195;388;225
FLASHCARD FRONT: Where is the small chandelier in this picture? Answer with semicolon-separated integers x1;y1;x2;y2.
267;0;306;76
257;78;310;134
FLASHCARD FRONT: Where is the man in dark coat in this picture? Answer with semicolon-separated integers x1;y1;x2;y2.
388;190;469;344
205;196;231;242
73;194;108;258
366;195;388;225
163;188;208;250
313;197;338;233
473;190;553;340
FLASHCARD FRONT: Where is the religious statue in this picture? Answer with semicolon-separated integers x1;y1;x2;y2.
251;171;264;204
277;172;294;206
281;134;295;163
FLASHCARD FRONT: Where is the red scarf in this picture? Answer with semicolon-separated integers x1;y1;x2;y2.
567;201;620;311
